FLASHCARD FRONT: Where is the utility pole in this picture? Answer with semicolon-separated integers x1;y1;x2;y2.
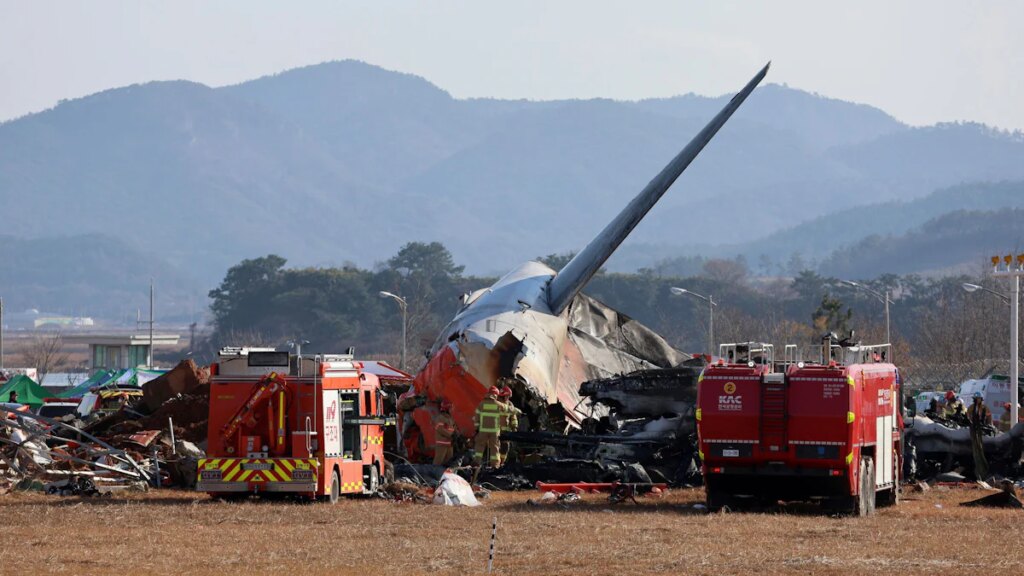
148;280;155;368
379;291;408;370
992;254;1023;426
839;280;894;361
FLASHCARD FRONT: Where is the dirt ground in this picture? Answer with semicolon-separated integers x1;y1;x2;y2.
0;485;1020;575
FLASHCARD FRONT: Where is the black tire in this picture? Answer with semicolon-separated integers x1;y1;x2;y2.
328;469;340;504
364;464;380;496
853;457;875;517
706;488;731;512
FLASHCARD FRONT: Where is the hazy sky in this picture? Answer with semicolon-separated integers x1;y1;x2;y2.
2;1;1023;129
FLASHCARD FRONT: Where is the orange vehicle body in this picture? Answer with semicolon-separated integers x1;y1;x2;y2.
197;349;391;500
697;344;903;512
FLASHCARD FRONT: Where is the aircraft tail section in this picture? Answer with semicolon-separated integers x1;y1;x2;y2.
546;62;770;315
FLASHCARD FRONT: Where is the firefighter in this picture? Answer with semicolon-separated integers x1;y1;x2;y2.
967;391;991;480
998;402;1012;432
497;383;521;466
943;391;966;421
433;400;457;466
473;386;505;468
924;397;941;420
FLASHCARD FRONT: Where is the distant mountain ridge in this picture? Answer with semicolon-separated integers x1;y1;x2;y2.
818;208;1024;278
2;59;1024;317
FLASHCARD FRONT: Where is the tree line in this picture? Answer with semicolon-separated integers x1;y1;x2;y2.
205;242;1022;390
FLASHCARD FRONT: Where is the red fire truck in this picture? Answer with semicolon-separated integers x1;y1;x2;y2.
197;348;394;502
697;339;902;515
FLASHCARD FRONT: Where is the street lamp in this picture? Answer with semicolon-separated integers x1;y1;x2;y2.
379;291;408;371
287;339;310;357
839;280;893;358
990;254;1024;426
961;283;1011;305
670;287;716;356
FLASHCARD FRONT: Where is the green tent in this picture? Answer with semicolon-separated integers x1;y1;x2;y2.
0;375;50;408
57;370;114;399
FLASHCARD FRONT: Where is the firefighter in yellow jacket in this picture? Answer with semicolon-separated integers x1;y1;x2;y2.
473;386;504;467
498;384;521;466
433;400;457;466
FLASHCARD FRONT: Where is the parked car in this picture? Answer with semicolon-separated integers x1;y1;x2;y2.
36;399;81;420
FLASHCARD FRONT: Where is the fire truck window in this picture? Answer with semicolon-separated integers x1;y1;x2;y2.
342;395;361;460
364;391;372;416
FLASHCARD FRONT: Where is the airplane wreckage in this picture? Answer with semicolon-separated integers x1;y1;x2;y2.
396;63;770;482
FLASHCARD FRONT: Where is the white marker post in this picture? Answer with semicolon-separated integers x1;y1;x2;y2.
487;516;497;573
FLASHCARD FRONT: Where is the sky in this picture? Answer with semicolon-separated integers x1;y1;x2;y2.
2;1;1023;130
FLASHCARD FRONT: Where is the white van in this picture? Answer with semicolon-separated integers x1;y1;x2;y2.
957;375;1021;429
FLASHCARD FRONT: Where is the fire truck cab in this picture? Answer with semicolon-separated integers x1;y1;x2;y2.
197;348;392;502
698;339;902;515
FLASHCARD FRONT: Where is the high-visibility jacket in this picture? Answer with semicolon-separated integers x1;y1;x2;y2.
944;399;966;419
968;402;991;428
435;412;456;446
499;400;521;432
475;395;504;434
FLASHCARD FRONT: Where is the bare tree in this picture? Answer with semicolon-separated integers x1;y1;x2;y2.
21;332;70;385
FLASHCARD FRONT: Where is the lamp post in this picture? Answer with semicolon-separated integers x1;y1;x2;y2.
961;283;1010;304
839;280;893;359
379;291;408;371
991;255;1023;426
287;339;310;375
670;287;716;356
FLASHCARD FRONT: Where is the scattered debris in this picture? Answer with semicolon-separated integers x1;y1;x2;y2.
904;419;1024;481
434;471;480;506
141;359;209;413
1;365;209;497
961;480;1024;509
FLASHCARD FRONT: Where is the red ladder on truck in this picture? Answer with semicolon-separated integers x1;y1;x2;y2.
760;373;788;451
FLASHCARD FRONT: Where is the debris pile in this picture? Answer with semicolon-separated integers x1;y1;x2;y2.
503;359;704;487
904;418;1024;481
0;359;210;496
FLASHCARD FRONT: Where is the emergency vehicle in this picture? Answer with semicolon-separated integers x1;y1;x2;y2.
196;348;393;502
698;339;903;515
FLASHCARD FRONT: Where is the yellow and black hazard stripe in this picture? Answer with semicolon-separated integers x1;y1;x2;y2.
198;458;319;483
341;480;364;493
366;435;385;445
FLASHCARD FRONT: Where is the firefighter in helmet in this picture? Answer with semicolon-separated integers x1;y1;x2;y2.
497;382;522;467
433;399;457;466
967;391;992;480
473;386;505;468
943;390;966;421
998;402;1012;432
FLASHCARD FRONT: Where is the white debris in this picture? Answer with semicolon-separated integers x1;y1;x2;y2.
432;472;480;507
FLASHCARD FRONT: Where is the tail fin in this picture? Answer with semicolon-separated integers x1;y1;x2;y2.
546;62;770;315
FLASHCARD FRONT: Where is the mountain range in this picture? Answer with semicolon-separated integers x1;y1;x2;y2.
2;60;1023;319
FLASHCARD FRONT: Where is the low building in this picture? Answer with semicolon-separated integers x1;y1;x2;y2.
64;333;180;370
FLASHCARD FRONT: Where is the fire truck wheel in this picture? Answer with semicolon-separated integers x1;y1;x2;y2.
329;469;341;504
854;456;876;517
705;488;730;512
368;464;380;495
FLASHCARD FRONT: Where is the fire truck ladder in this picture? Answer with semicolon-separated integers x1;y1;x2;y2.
760;373;788;451
292;355;321;455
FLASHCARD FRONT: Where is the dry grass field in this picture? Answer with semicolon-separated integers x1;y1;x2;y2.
0;486;1021;575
